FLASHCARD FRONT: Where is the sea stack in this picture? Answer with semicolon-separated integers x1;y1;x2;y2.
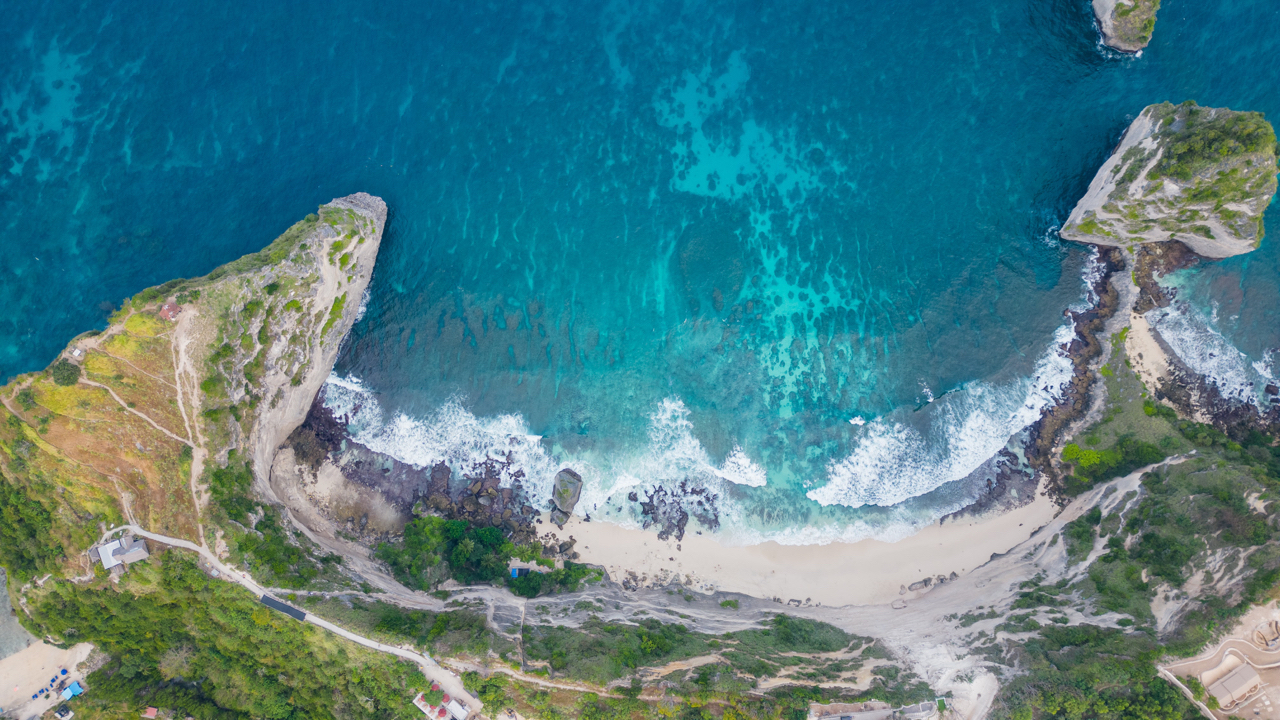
1061;102;1277;258
1092;0;1161;53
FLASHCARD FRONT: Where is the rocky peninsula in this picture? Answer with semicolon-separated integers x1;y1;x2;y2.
1092;0;1161;53
1061;101;1278;258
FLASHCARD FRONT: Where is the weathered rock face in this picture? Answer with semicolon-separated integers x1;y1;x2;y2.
1061;102;1277;258
1092;0;1160;53
549;468;583;527
250;193;386;492
285;392;542;543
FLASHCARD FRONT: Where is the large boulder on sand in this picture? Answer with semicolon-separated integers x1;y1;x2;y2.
551;468;583;513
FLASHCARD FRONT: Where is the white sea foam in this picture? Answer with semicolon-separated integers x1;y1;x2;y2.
1147;302;1276;407
321;374;1043;545
716;446;768;488
581;397;767;507
321;375;561;497
1071;247;1105;312
354;286;371;324
320;380;767;515
807;322;1077;509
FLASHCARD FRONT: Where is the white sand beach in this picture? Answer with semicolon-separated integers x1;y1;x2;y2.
0;641;94;718
552;489;1060;607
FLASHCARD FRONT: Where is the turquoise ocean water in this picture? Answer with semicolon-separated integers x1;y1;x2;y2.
3;0;1278;543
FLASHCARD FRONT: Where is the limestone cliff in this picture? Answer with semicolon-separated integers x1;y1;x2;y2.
0;194;383;578
1061;102;1277;258
1092;0;1160;53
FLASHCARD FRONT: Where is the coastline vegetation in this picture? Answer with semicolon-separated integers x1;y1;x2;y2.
26;552;425;720
993;334;1280;720
1064;102;1276;251
1107;0;1161;49
374;515;603;597
208;454;344;589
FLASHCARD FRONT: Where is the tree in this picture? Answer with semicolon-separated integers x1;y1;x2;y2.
50;360;81;386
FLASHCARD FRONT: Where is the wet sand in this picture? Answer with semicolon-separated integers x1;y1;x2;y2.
552;489;1060;607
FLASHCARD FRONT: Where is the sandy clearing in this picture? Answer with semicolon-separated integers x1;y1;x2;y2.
556;488;1059;607
0;641;93;718
1125;311;1171;394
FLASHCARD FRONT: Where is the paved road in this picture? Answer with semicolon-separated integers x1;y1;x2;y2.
99;525;481;713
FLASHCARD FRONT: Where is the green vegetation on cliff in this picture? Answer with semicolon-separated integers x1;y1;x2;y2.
992;331;1280;720
1104;0;1161;51
375;515;602;597
1062;102;1277;256
29;552;424;720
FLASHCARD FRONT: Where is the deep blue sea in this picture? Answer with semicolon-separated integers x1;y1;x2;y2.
4;0;1278;544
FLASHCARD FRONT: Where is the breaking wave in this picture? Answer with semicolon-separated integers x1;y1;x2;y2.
807;322;1077;509
321;375;562;496
320;380;769;518
1148;302;1277;408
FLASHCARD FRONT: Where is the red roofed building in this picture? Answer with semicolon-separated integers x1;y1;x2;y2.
158;302;182;321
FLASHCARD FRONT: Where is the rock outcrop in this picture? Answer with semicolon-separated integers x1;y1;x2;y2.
247;193;386;492
0;194;385;556
1061;102;1277;258
549;468;583;527
1092;0;1160;53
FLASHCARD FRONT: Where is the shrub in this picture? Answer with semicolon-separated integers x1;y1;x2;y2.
50;360;81;386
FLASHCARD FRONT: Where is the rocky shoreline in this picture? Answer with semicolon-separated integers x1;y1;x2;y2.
281;234;1277;565
1130;242;1280;429
288;391;543;545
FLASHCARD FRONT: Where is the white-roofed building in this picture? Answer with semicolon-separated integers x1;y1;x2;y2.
92;535;150;571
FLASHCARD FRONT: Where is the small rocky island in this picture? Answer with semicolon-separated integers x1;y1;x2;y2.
1092;0;1161;53
1061;101;1278;258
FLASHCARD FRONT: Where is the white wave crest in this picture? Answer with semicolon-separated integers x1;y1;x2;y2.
1148;303;1276;407
590;398;767;502
808;322;1077;508
320;380;767;513
321;375;561;497
353;286;371;324
717;445;768;487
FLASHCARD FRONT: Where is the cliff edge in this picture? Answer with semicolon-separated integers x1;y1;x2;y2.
1092;0;1160;53
1061;102;1277;258
0;194;384;580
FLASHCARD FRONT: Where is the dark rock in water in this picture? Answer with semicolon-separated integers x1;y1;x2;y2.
552;468;583;514
294;386;542;545
1266;384;1278;397
941;447;1038;523
633;480;721;542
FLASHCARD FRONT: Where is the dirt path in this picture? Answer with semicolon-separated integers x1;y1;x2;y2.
171;307;209;548
93;524;482;712
78;378;191;447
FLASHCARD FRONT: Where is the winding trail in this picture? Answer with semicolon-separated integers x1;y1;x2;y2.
97;524;481;713
79;379;192;447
